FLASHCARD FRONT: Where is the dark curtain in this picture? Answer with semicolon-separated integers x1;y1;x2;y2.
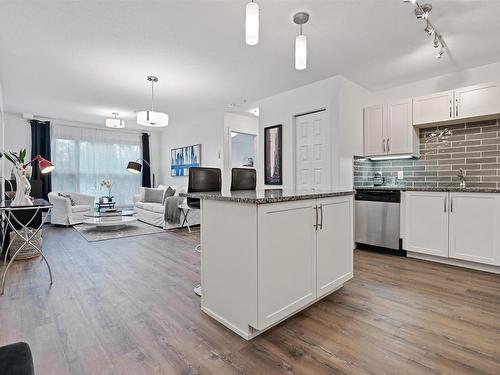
141;133;151;187
30;120;51;200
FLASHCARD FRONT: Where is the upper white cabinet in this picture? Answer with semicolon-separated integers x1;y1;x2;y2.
412;82;500;126
455;82;500;119
413;90;454;125
404;191;449;257
387;99;416;155
363;99;418;157
448;193;500;266
363;105;385;156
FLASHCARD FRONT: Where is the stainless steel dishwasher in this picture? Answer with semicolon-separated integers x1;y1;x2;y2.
355;189;403;254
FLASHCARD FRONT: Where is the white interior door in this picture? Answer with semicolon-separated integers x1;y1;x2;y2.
295;110;331;191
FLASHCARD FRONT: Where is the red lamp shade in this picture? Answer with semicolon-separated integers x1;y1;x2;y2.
38;157;54;174
25;155;55;174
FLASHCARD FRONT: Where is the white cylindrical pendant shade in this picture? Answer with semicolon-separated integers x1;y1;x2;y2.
105;118;125;129
245;2;259;45
137;110;169;127
295;34;307;70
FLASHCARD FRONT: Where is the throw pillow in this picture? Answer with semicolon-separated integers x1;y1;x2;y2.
58;193;76;206
143;188;164;204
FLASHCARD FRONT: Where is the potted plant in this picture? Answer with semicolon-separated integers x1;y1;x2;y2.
100;179;113;202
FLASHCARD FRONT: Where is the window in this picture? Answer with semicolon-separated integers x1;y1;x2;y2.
51;125;141;206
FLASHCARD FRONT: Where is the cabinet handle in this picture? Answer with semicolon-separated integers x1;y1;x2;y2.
314;206;318;230
444;196;447;213
455;98;459;117
319;204;323;230
387;138;390;153
383;139;386;153
449;100;452;118
450;197;453;213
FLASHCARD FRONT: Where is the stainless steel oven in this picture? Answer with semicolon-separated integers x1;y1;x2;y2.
355;189;401;251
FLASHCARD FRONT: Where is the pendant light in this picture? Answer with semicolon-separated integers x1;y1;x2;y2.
137;76;169;127
105;112;125;129
245;0;259;45
293;12;309;70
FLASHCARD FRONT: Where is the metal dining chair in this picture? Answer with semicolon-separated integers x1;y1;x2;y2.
187;167;222;297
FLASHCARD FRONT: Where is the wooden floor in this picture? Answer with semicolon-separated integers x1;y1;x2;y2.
1;226;500;375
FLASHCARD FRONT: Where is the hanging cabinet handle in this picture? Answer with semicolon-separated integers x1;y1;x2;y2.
319;205;324;230
387;139;390;153
455;98;459;117
314;206;318;230
383;139;386;153
444;196;447;213
450;197;453;213
449;100;452;118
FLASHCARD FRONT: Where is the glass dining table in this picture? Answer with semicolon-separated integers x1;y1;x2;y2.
0;199;53;295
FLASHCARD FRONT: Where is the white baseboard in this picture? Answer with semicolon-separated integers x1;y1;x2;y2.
407;252;500;274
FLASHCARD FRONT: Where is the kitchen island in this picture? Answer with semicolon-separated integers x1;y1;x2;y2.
181;189;354;339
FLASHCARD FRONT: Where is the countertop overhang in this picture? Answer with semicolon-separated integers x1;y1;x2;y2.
355;186;500;193
180;189;354;204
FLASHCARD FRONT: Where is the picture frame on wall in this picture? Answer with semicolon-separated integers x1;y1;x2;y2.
171;144;202;177
264;124;282;185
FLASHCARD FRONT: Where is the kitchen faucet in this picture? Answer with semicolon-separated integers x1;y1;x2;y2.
457;168;466;188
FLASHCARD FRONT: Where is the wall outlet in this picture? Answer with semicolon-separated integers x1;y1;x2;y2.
397;171;404;180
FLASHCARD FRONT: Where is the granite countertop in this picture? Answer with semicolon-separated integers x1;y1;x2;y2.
355;186;500;193
180;189;354;204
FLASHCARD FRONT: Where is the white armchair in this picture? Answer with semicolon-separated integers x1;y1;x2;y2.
48;192;95;226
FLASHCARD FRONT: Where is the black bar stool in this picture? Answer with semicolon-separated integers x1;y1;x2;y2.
230;168;256;191
187;167;222;297
0;342;34;375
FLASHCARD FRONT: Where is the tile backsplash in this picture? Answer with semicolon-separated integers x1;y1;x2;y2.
354;119;500;189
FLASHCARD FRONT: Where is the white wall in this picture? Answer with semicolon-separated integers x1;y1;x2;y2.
367;60;500;104
159;111;224;189
257;75;369;190
1;112;31;178
223;112;258;189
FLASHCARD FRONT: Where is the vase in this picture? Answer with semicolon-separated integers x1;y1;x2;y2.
11;166;33;206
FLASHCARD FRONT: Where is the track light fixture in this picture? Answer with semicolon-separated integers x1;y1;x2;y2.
403;1;446;60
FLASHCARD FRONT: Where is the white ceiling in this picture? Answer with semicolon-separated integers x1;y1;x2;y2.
1;0;500;128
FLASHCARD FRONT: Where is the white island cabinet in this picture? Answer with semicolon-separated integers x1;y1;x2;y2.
182;190;354;340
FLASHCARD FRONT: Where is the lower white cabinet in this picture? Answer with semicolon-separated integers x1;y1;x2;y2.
257;196;353;330
404;191;500;267
316;197;353;298
404;191;449;257
449;193;500;266
257;199;317;329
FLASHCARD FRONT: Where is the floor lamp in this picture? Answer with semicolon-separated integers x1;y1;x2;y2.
126;159;156;187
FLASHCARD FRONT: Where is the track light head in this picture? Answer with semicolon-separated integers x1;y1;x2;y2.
415;4;432;19
424;21;435;35
433;34;440;48
436;47;445;59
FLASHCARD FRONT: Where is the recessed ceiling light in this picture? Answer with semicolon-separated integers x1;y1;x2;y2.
248;107;259;117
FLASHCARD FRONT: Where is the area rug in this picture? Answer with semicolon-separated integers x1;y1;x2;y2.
74;221;166;242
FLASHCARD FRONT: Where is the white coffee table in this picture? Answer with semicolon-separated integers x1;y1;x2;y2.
83;210;136;231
